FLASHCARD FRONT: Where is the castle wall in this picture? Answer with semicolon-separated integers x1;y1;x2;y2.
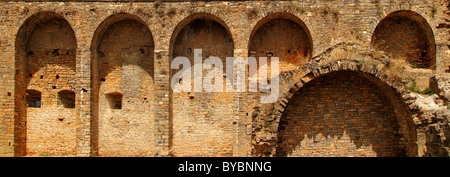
0;0;447;156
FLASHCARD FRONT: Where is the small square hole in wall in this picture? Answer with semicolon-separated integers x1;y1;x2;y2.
26;89;41;108
58;90;75;108
105;92;122;109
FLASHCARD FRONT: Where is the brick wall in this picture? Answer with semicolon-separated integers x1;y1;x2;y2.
0;0;447;157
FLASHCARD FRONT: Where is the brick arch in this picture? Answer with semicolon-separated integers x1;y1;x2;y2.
253;58;418;157
15;10;78;41
90;13;155;81
14;11;77;156
91;13;153;53
168;12;235;93
248;12;313;55
247;11;314;84
247;9;315;50
169;12;236;157
162;8;241;52
371;10;436;69
367;8;437;39
274;60;408;114
169;12;234;56
90;13;155;157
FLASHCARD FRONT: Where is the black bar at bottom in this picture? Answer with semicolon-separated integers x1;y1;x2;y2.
1;157;447;176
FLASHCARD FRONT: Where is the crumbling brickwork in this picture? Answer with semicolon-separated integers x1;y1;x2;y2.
0;0;448;157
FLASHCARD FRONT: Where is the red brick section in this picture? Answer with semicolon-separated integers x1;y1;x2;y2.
276;71;405;157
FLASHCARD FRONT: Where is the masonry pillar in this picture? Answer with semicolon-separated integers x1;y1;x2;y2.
154;49;171;156
0;25;16;157
76;36;93;157
233;48;251;157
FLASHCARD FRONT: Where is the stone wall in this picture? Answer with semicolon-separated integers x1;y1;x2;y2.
0;0;448;157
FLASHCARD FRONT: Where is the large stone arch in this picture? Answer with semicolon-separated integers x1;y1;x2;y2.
14;11;78;156
90;13;155;157
169;13;235;157
251;51;419;156
276;70;413;157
